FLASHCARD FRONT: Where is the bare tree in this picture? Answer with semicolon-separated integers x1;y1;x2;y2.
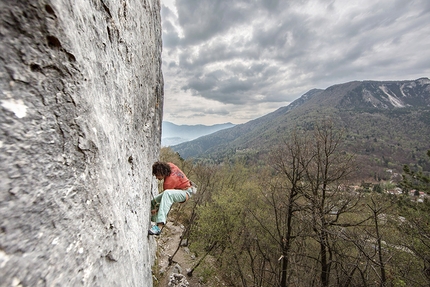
268;130;311;287
367;198;388;286
300;120;358;287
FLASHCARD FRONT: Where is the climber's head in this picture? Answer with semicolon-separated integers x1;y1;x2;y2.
152;161;171;180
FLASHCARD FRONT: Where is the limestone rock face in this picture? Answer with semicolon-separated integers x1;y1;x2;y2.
0;0;163;286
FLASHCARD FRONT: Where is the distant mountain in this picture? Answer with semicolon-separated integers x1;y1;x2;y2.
172;78;430;181
161;121;235;146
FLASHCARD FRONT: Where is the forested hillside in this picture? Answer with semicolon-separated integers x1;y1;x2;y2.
156;79;430;286
172;78;430;182
154;135;430;286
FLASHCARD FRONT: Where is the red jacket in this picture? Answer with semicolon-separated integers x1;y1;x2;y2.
163;163;191;190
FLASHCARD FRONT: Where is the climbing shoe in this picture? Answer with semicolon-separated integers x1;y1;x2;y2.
148;225;161;235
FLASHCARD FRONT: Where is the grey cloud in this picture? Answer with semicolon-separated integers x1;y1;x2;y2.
260;0;283;12
176;34;269;72
180;60;287;104
174;0;294;46
182;72;220;89
167;61;178;69
175;0;249;44
181;108;231;120
162;0;430;123
201;107;230;116
162;26;181;48
209;110;229;116
178;43;233;69
218;78;254;94
161;5;181;48
160;3;175;19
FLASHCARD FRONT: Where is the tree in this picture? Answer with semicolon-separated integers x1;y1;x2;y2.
400;150;430;194
394;195;430;285
160;146;183;163
189;161;261;286
168;162;221;267
300;120;361;287
253;129;317;286
250;121;365;286
178;125;430;286
367;198;389;286
338;194;394;287
395;150;430;285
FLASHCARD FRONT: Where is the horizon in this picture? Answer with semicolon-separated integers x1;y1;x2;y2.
163;76;429;126
163;120;236;127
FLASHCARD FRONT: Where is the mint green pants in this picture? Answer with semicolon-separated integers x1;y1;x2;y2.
151;189;188;224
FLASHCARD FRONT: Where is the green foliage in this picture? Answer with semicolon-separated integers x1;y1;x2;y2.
190;162;264;286
160;146;184;163
171;128;430;287
392;196;430;284
399;150;430;194
373;184;383;193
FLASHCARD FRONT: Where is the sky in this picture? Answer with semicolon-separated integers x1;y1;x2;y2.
160;0;430;125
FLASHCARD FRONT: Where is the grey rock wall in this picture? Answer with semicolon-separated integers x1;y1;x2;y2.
0;0;163;286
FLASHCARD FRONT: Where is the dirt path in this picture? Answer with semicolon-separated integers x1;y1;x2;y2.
153;222;202;287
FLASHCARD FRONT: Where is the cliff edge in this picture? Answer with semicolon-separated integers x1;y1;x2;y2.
0;0;163;286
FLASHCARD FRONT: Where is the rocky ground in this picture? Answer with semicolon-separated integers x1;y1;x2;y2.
152;222;204;287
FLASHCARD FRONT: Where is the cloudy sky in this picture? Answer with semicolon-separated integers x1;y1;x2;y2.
160;0;430;125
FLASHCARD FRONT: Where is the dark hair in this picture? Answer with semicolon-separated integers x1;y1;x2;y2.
152;162;171;177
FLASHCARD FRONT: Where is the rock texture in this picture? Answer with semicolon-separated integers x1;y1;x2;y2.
168;274;189;287
154;222;206;287
0;0;163;286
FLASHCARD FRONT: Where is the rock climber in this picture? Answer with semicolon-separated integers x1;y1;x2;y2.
148;161;195;235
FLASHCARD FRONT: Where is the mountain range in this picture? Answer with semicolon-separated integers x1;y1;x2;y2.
161;121;235;146
171;78;430;181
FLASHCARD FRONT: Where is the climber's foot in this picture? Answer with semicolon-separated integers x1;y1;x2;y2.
148;225;162;235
